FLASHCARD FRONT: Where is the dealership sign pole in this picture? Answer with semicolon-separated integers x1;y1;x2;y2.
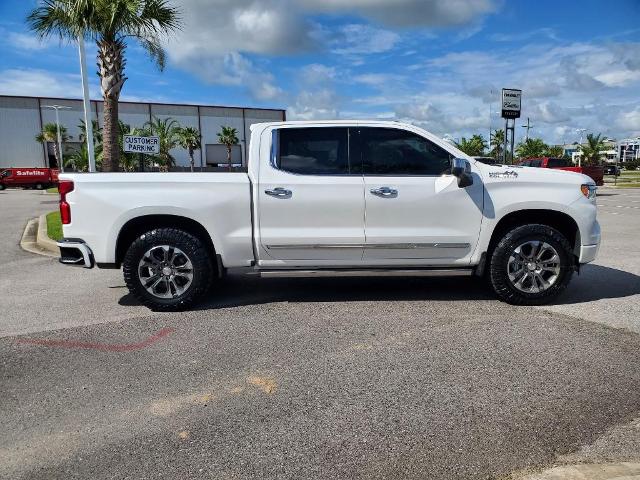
501;88;522;164
78;36;96;173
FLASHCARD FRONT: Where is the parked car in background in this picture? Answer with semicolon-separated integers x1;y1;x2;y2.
517;157;604;186
603;165;620;176
0;168;59;190
56;120;600;310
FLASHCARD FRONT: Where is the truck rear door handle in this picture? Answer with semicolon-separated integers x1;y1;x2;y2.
370;186;398;197
265;187;292;198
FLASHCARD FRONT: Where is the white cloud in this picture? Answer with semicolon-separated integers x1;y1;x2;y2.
396;41;640;142
330;24;399;55
617;108;640;135
0;68;83;97
7;32;49;50
287;89;340;120
298;64;337;85
163;0;498;102
299;0;499;27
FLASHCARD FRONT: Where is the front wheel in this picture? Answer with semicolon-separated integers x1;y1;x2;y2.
122;228;214;311
489;224;574;305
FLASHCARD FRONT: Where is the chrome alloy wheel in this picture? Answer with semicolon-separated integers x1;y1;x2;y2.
138;245;194;299
507;240;561;294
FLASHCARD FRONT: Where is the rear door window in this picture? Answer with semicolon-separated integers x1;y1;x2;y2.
276;127;350;175
529;160;542;167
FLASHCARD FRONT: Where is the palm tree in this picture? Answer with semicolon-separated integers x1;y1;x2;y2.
27;0;180;172
515;138;548;160
36;122;68;169
544;145;565;158
66;143;103;172
579;133;605;166
217;126;239;171
455;134;487;156
143;116;180;172
176;126;202;172
78;119;102;146
490;129;505;161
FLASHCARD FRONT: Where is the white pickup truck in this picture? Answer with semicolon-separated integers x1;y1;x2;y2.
56;120;600;310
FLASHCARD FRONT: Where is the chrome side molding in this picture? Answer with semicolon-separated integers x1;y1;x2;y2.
259;268;472;278
265;243;470;250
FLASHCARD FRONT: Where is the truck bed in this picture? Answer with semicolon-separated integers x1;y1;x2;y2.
60;172;254;267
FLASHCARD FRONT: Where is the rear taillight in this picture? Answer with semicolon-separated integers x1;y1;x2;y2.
58;180;74;224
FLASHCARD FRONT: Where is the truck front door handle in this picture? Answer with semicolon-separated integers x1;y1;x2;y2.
265;187;292;198
370;186;398;197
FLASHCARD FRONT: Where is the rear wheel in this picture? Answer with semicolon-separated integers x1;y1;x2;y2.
489;224;574;305
35;183;44;190
122;228;214;311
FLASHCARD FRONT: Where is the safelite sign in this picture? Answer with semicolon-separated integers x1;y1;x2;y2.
501;88;522;119
123;135;160;154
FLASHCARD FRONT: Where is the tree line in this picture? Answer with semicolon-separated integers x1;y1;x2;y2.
35;119;240;173
454;130;608;166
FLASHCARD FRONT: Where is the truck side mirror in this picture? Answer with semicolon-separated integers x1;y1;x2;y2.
452;158;473;188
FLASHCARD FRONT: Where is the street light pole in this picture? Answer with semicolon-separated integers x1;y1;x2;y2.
78;36;96;173
576;128;587;167
43;105;71;172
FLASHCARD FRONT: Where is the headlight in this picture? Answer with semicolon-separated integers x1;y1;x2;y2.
581;184;597;199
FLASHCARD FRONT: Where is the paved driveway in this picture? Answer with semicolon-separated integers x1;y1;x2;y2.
1;188;639;479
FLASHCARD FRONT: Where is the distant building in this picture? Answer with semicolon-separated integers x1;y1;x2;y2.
619;138;640;163
561;142;580;159
0;95;285;170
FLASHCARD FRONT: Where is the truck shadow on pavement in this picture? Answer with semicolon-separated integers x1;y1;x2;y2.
554;263;640;304
120;275;495;310
118;263;640;310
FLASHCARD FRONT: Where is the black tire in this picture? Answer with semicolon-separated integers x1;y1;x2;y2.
0;184;5;190
489;224;574;305
35;183;44;190
122;228;214;311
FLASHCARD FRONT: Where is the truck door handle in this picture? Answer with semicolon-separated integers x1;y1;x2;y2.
370;186;398;197
265;187;292;198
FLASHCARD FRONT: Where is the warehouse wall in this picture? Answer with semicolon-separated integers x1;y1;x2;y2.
0;97;46;168
0;95;285;170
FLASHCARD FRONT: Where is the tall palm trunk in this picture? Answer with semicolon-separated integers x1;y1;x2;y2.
52;142;61;169
227;146;232;171
189;148;194;172
98;38;127;172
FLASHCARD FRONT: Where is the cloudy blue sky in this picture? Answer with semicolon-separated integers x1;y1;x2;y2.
1;0;639;144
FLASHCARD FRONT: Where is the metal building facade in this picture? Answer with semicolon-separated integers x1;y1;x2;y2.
0;95;285;169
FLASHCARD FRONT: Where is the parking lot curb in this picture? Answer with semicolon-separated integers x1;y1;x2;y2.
512;462;640;479
19;216;57;258
36;214;59;255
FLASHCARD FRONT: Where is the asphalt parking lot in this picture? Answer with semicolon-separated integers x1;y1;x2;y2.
1;188;640;479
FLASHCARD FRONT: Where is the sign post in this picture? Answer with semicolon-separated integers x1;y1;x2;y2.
501;88;522;164
123;135;160;172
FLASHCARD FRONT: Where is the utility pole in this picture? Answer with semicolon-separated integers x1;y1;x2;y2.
78;36;96;173
43;105;71;172
576;128;587;167
521;117;533;141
